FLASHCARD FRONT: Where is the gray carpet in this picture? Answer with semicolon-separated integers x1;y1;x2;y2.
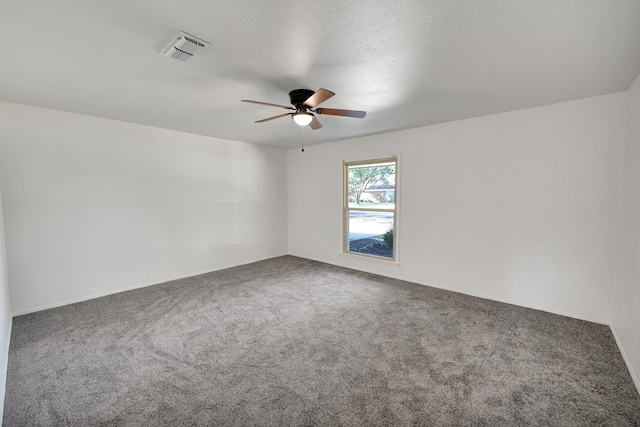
3;255;640;426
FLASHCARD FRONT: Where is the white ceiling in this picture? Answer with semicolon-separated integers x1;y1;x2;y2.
1;1;639;149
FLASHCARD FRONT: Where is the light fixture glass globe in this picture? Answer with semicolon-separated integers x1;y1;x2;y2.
292;112;313;126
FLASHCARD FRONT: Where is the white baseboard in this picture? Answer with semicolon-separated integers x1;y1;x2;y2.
6;252;639;404
610;325;640;395
0;318;11;425
12;253;289;316
289;252;609;325
291;254;640;394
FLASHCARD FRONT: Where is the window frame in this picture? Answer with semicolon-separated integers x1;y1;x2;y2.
343;156;398;262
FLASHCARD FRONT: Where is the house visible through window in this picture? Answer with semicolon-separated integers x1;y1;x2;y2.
343;157;397;261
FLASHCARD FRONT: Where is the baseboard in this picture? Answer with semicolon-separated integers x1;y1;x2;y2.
0;317;11;425
16;251;609;325
418;281;609;325
7;252;638;401
293;254;640;391
609;325;640;395
12;253;289;316
289;253;609;325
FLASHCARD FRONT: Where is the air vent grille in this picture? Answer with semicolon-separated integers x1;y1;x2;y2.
161;32;209;62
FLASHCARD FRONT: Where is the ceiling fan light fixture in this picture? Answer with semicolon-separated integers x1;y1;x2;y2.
292;112;313;126
242;88;365;130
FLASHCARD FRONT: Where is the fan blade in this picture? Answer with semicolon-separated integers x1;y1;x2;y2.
242;100;294;110
315;108;366;118
255;113;292;123
309;116;323;130
303;88;335;108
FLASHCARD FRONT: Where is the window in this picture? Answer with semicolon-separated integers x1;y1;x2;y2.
343;157;397;261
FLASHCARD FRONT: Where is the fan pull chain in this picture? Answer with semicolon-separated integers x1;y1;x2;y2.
301;126;305;152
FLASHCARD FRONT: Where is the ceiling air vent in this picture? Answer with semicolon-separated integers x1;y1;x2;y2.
161;32;209;62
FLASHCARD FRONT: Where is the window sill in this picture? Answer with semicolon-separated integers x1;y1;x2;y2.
339;251;401;266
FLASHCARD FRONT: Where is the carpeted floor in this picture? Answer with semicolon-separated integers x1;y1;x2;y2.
3;255;640;426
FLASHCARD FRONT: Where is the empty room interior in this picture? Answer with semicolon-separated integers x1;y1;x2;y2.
1;1;640;425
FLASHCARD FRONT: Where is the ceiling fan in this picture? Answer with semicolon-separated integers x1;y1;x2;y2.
241;88;366;130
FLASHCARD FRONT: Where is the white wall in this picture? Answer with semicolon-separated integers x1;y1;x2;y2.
0;188;11;424
0;101;288;314
611;72;640;390
288;93;626;323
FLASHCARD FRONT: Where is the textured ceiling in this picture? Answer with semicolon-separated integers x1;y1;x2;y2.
1;0;639;149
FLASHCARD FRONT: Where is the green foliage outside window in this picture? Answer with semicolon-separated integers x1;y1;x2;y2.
383;227;393;248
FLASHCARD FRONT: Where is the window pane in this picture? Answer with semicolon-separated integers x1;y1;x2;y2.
347;163;395;210
347;211;394;259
